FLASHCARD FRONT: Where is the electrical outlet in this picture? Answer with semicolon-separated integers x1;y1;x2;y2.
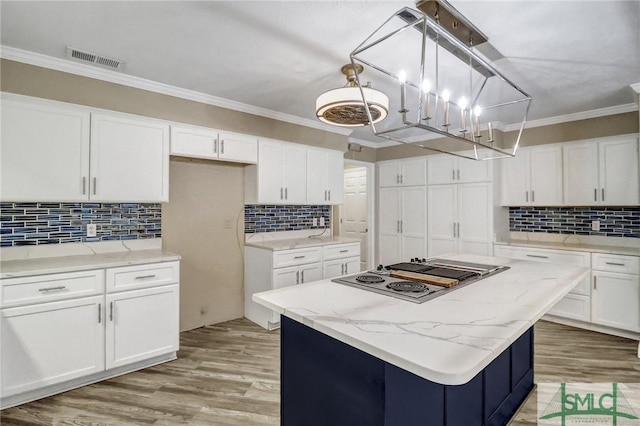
592;220;600;231
87;223;97;237
312;217;318;226
224;219;232;229
320;217;325;227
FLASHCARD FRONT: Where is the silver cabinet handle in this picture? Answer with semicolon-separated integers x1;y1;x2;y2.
397;220;400;233
601;188;605;202
594;276;597;290
605;262;625;266
214;139;218;153
339;249;349;253
38;286;66;292
294;255;305;259
285;187;288;200
453;222;456;237
324;190;327;201
109;301;114;321
328;190;331;201
526;191;529;202
296;271;300;284
531;190;535;202
135;274;157;280
82;177;86;195
98;303;102;324
280;187;284;200
400;220;403;233
452;170;455;180
457;169;460;180
301;270;305;283
93;177;97;195
221;140;224;154
341;263;345;275
456;222;460;238
344;262;348;274
400;174;403;184
526;254;549;259
594;188;597;202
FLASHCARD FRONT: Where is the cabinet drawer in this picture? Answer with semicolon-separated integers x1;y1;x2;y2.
547;293;591;322
323;243;361;261
272;247;322;268
1;270;104;308
493;245;590;266
106;261;179;293
592;253;639;274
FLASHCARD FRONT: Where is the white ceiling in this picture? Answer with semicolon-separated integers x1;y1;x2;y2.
1;1;639;143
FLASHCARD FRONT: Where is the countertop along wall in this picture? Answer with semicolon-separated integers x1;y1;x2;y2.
0;59;353;331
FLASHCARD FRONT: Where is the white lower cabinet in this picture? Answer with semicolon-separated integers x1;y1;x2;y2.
105;284;179;369
1;295;104;397
244;241;361;330
591;254;640;333
0;260;180;408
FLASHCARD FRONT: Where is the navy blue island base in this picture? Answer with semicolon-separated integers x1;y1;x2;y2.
281;316;534;426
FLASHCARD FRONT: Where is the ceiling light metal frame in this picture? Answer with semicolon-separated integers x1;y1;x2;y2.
350;5;532;160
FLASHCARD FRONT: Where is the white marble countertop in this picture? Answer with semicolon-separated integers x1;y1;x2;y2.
494;240;640;257
1;248;180;279
253;253;589;386
245;236;361;251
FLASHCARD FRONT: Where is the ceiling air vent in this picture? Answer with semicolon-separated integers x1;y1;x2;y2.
66;47;124;70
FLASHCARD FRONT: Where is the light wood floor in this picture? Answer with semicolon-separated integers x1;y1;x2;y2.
1;319;639;425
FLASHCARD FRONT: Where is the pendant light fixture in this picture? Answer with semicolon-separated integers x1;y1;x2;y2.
316;64;389;127
349;0;532;160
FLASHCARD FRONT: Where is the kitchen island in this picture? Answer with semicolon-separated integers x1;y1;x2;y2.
253;254;589;426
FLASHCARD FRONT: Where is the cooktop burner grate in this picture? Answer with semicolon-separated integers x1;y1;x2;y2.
355;275;385;284
386;281;428;293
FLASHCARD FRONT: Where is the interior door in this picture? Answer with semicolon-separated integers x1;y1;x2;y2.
427;184;456;257
341;167;369;270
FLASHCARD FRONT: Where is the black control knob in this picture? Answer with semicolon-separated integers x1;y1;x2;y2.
377;264;384;271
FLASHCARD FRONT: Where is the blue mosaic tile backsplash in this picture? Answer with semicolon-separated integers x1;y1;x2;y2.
0;202;162;247
509;207;640;238
245;205;331;233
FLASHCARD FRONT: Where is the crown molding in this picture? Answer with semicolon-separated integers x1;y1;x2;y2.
631;83;640;95
503;103;639;132
0;45;352;136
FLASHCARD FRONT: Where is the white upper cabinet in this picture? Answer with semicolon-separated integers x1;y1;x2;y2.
245;138;307;204
378;158;426;187
170;124;257;164
501;145;563;206
306;148;344;204
564;136;638;206
427;153;492;185
91;113;169;202
1;95;170;203
1;97;91;201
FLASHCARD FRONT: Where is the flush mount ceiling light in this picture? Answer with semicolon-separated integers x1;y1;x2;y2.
316;64;389;127
350;0;532;160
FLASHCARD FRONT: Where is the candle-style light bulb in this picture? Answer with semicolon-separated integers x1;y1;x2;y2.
473;106;482;138
398;70;407;114
458;97;468;133
487;122;494;142
421;80;431;120
442;90;450;127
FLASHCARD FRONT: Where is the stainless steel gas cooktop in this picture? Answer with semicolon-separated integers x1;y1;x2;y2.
331;258;509;303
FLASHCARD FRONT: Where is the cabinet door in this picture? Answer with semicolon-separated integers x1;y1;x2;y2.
401;158;427;186
105;284;179;369
457;183;492;255
1;296;104;397
91;113;170;202
323;259;345;279
170;125;218;160
300;263;322;284
457;156;492;183
599;137;639;205
378;188;401;265
427;155;456;185
344;257;362;275
218;131;258;164
529;145;563;206
378;161;400;187
500;149;529;206
326;150;345;204
563;142;599;205
401;186;427;259
273;266;300;289
427;185;456;257
1;97;91;201
592;272;640;332
306;149;327;204
283;144;307;204
257;139;285;203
